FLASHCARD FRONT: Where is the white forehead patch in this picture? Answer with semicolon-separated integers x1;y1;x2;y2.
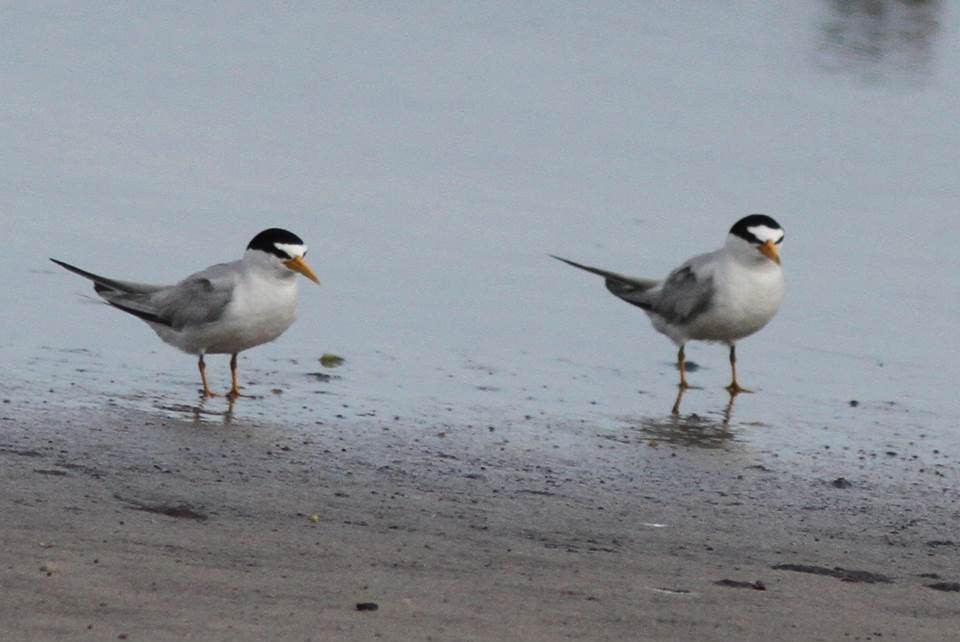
274;242;307;258
746;225;783;243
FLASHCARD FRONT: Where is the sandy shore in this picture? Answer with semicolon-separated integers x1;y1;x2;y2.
2;398;958;641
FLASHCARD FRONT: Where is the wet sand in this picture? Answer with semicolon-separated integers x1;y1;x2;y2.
2;397;957;641
5;2;960;639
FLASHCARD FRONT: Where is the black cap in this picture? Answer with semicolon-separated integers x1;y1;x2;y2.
247;228;306;259
729;214;782;244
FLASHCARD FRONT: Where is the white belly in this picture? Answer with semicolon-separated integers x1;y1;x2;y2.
648;259;784;345
154;276;299;355
687;261;783;343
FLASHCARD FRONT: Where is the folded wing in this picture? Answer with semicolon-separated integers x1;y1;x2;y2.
50;258;234;330
651;261;714;326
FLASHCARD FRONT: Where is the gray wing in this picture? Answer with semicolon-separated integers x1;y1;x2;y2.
51;258;235;330
141;262;238;330
650;255;715;325
551;255;659;310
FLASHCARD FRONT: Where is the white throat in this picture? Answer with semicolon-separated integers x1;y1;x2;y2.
725;234;771;265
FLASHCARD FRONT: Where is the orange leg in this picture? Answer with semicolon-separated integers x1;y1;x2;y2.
677;345;690;390
198;354;216;398
227;353;241;399
725;344;753;394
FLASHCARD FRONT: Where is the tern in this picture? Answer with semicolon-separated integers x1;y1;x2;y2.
553;214;784;395
51;228;320;399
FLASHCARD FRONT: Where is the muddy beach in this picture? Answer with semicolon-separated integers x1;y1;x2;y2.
4;2;960;640
2;390;957;641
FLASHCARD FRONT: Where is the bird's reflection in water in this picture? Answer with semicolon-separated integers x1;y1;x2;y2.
615;390;740;449
154;396;235;426
817;0;942;82
671;384;738;421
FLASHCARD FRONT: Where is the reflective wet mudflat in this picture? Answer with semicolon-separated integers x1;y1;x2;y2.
2;2;958;640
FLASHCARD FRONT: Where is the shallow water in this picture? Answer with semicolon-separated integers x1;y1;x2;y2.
1;2;957;478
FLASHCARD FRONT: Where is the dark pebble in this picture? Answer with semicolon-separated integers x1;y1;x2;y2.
772;564;892;584
715;579;766;590
927;582;960;592
926;540;956;548
356;602;379;611
831;477;853;489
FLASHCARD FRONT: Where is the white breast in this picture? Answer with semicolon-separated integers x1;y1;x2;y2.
155;274;299;355
208;274;299;354
685;257;783;343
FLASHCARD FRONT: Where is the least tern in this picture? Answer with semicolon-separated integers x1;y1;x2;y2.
553;214;784;395
51;228;320;399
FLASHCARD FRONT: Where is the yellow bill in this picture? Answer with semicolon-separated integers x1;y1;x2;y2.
284;256;321;284
759;240;780;265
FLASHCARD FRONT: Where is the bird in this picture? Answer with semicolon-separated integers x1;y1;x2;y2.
51;228;320;399
552;214;784;398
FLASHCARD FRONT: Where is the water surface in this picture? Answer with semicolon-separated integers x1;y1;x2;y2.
1;2;957;480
